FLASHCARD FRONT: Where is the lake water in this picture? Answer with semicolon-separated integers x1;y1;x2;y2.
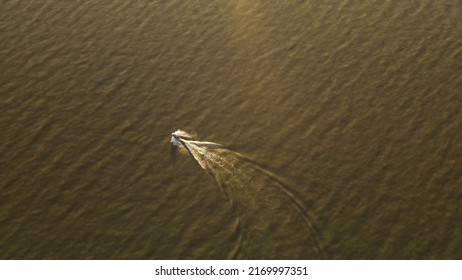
1;0;461;259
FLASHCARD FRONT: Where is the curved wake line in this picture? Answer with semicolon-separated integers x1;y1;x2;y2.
171;130;324;259
225;150;325;258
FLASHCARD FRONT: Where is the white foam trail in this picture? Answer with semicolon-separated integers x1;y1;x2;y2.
171;130;323;259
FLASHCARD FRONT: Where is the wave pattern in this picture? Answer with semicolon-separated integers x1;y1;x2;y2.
1;0;461;259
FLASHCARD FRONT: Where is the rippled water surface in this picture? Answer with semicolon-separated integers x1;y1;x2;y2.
1;0;461;259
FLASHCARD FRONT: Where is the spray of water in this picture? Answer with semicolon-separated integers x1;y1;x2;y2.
171;130;323;259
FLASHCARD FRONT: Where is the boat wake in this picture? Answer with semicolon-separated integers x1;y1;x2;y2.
171;130;323;259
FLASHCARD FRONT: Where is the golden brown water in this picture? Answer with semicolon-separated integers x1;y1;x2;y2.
1;0;461;259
